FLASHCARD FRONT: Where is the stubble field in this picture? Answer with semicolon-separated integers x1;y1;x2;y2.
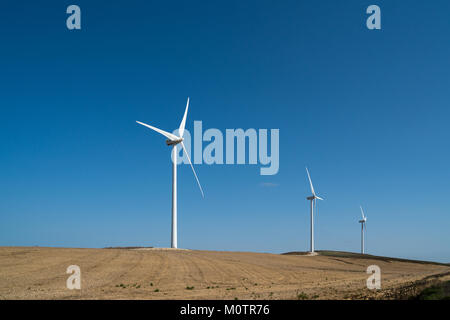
1;247;449;300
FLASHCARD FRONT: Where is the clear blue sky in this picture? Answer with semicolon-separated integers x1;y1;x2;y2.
1;1;449;262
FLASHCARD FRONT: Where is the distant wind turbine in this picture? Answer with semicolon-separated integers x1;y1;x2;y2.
136;97;204;249
305;167;324;253
359;206;367;254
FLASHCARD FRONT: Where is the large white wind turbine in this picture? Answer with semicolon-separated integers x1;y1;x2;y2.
136;97;204;249
359;206;367;254
305;167;323;253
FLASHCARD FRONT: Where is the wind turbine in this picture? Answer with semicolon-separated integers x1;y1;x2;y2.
136;97;204;249
359;206;367;254
305;167;324;253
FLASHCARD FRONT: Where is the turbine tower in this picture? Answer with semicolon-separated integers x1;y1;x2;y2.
305;167;323;253
359;206;367;254
136;97;204;249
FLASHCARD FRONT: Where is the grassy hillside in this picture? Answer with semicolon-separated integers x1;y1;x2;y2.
412;280;450;300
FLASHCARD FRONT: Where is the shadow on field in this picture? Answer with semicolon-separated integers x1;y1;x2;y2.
282;250;449;266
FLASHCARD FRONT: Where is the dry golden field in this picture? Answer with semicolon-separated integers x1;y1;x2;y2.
0;247;449;300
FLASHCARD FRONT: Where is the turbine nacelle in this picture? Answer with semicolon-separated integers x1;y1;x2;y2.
306;195;323;201
165;137;183;146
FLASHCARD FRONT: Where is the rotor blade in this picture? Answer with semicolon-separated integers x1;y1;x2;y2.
305;167;316;196
360;206;365;219
181;142;204;198
136;121;179;141
316;196;324;201
178;97;189;138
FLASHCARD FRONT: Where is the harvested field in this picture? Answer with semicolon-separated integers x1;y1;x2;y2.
0;247;449;300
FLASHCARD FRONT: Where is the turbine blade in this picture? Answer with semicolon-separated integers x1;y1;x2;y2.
136;121;179;141
316;196;324;201
178;97;189;138
305;167;316;196
181;142;204;198
360;206;365;219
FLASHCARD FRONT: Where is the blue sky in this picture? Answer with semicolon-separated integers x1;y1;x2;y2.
1;1;449;262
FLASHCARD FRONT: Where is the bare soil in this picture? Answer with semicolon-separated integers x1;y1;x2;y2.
0;247;448;300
